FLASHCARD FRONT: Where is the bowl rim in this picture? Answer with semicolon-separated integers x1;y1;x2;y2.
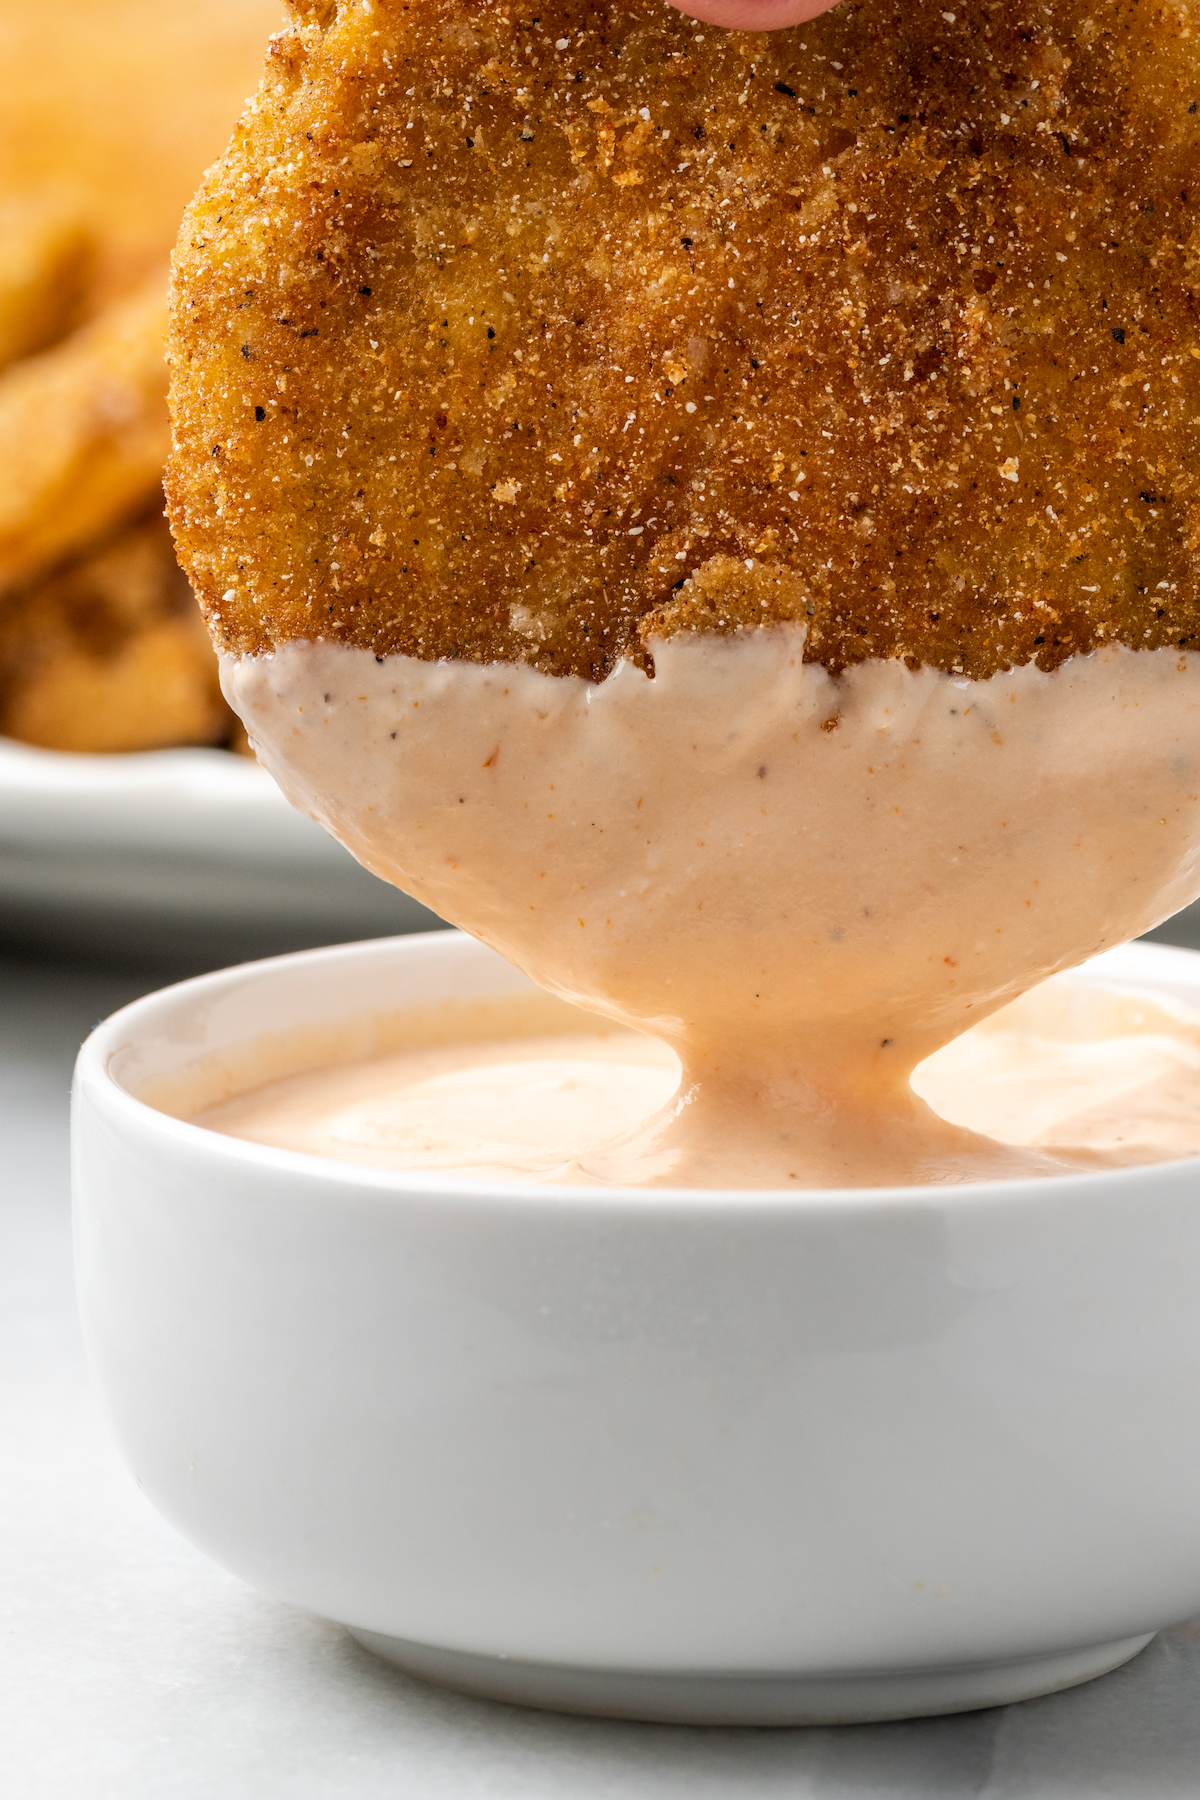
73;929;1200;1214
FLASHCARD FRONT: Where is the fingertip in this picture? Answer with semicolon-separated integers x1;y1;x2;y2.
665;0;843;31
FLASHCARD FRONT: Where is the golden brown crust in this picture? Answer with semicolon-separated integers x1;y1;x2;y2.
168;0;1200;679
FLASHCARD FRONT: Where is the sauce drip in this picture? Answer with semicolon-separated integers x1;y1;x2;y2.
197;979;1200;1185
224;631;1200;1187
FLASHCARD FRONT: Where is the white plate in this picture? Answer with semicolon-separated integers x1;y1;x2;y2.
0;737;438;964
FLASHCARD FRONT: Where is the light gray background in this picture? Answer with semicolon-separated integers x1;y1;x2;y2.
7;926;1200;1799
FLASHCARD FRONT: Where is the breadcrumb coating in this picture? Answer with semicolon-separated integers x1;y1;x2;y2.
168;0;1200;680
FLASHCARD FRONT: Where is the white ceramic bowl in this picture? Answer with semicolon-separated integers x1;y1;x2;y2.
72;932;1200;1725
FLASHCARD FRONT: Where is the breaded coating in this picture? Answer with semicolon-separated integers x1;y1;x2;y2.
0;507;230;753
168;0;1200;681
0;280;169;594
0;192;91;376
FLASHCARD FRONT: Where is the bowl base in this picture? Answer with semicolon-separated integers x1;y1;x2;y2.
346;1627;1155;1725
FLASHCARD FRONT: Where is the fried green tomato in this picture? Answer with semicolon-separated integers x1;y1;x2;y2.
167;0;1200;681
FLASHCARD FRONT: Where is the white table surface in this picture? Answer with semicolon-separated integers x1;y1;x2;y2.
7;950;1200;1799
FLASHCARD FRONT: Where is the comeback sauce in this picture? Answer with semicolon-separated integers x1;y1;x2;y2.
198;982;1200;1184
220;629;1200;1188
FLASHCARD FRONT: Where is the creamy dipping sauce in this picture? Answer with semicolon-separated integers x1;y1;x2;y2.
224;630;1200;1188
197;978;1200;1184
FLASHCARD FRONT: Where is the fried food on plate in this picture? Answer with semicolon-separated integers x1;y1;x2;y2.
0;191;91;376
0;0;287;759
0;508;230;753
168;0;1200;681
0;279;168;594
0;0;288;307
